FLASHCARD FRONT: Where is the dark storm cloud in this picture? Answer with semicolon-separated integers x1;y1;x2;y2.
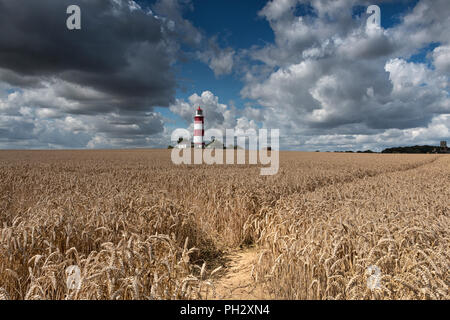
0;69;44;88
93;112;164;137
0;0;200;149
0;0;176;110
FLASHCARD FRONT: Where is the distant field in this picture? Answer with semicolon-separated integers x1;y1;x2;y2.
0;150;448;300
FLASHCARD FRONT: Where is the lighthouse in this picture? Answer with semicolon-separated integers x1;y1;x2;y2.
193;106;204;148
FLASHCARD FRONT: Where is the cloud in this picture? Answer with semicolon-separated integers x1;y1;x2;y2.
0;85;166;149
301;114;450;152
170;91;231;129
197;38;235;77
169;90;258;137
239;0;450;150
152;0;202;45
259;0;299;21
432;45;450;73
0;0;200;148
1;0;449;151
390;0;450;56
0;0;180;109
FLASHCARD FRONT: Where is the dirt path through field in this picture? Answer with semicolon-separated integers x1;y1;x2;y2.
210;247;270;300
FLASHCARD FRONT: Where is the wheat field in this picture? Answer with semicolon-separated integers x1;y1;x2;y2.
0;149;448;300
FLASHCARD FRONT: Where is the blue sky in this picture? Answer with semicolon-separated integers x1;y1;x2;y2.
0;0;449;150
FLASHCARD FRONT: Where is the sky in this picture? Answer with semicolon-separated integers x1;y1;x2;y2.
0;0;449;151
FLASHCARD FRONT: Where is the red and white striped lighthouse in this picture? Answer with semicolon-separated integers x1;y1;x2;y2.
193;106;204;148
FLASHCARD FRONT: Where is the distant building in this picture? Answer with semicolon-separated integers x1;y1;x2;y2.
440;141;448;152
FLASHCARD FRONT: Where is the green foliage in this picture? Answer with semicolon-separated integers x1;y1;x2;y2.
382;145;438;154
